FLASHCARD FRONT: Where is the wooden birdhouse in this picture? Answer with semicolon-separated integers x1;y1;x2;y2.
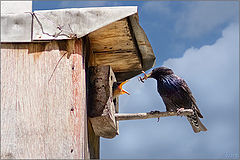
1;2;156;159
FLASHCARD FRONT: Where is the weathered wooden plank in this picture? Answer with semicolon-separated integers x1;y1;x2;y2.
89;19;131;38
84;36;100;158
97;14;156;81
89;19;135;52
95;52;141;72
88;18;142;73
33;7;137;40
1;39;89;159
88;66;116;117
88;66;119;139
129;14;156;71
87;119;100;159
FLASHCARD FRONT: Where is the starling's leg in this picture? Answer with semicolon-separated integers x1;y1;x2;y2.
149;110;154;114
148;111;161;122
177;108;185;116
149;110;161;114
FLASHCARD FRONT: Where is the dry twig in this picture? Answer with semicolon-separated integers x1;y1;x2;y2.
115;109;194;121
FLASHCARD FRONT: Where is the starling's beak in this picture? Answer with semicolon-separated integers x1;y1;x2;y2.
142;71;152;80
118;80;130;95
146;71;153;78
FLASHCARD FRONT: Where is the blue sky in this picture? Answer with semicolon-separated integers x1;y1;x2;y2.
33;1;239;159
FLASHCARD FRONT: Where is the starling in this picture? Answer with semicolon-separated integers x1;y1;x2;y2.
144;67;207;133
112;81;130;99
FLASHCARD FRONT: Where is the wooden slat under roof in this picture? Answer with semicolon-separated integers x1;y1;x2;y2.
88;13;155;81
88;18;142;73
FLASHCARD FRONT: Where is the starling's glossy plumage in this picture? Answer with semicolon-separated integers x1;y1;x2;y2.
148;67;207;133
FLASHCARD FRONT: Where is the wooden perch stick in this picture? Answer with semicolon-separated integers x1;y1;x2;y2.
115;109;194;121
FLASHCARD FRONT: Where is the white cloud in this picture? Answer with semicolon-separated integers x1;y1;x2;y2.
175;1;238;38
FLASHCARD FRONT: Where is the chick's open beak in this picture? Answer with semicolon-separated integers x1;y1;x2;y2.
113;80;130;98
119;80;130;95
120;89;130;95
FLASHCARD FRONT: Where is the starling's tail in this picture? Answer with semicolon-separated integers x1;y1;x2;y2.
187;112;207;133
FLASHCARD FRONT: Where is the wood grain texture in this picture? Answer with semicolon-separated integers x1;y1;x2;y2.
87;66;116;117
87;119;99;159
129;14;156;70
84;36;100;158
89;19;134;52
94;52;141;72
89;99;118;139
88;18;142;73
88;66;119;139
1;39;89;159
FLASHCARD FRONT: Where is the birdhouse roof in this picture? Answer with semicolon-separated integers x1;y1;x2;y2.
1;6;155;80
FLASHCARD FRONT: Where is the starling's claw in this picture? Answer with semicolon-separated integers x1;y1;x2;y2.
177;108;185;116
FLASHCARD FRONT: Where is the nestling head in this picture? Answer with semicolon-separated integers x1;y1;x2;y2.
112;80;130;99
147;67;174;79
